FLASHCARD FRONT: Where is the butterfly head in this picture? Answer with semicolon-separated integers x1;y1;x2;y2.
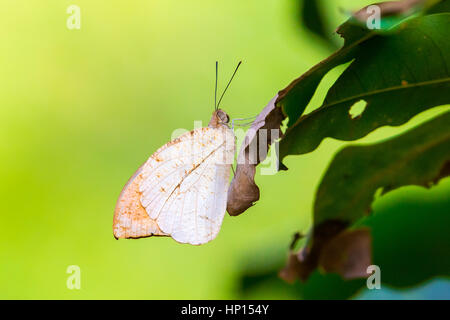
210;61;241;129
209;109;230;128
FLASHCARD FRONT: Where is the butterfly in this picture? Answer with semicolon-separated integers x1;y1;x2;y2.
113;62;242;245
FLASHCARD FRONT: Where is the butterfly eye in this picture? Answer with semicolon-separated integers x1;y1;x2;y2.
217;110;230;124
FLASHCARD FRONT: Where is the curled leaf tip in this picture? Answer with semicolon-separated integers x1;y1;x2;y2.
227;95;285;216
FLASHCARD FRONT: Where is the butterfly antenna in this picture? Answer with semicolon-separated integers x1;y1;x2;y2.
214;61;218;110
217;61;242;109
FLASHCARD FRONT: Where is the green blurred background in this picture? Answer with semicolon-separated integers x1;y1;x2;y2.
1;0;449;299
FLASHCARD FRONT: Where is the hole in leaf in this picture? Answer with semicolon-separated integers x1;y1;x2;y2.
349;100;367;119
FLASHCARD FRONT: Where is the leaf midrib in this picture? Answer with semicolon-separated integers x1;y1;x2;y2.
290;77;450;130
322;77;450;110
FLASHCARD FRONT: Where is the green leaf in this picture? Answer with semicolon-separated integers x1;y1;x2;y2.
427;0;450;13
239;184;450;299
314;111;450;225
279;111;450;281
280;12;450;159
280;13;450;157
279;0;449;128
278;0;445;128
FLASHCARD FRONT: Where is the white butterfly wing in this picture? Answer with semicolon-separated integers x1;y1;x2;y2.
139;126;235;245
113;164;166;239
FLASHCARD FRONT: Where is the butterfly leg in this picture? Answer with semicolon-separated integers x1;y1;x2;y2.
231;116;258;130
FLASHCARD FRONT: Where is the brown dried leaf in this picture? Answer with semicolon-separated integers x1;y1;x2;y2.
226;165;259;216
280;222;372;282
319;228;372;280
279;252;304;284
227;95;285;216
